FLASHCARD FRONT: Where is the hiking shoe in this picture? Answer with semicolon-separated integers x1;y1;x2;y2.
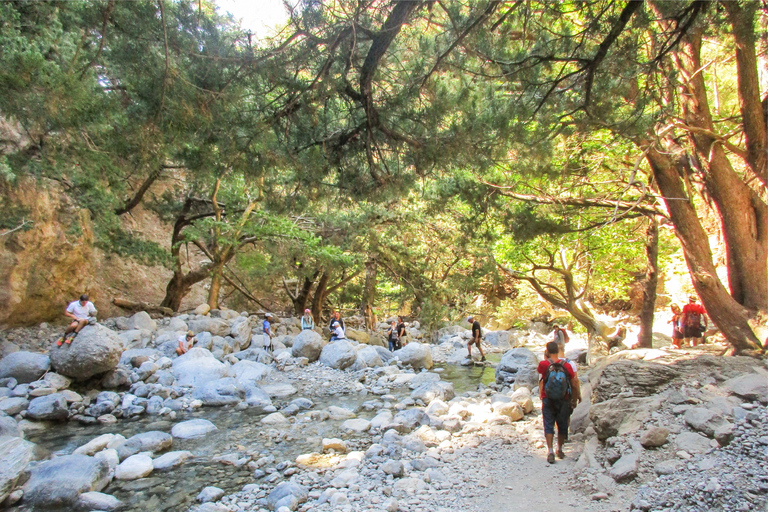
65;334;75;345
557;449;565;459
547;452;555;464
55;336;66;347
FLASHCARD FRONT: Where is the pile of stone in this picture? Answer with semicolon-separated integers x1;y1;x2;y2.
563;350;768;510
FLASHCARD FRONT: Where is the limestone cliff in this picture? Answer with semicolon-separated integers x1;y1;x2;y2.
0;178;206;327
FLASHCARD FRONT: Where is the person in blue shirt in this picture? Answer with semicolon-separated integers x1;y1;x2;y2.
263;313;274;351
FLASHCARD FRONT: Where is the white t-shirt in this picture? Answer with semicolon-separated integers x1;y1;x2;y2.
177;334;194;351
333;325;345;339
66;300;97;320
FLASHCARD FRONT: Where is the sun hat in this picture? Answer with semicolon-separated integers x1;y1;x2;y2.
333;321;340;327
186;330;194;337
265;313;273;318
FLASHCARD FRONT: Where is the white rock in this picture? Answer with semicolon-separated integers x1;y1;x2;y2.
115;453;154;480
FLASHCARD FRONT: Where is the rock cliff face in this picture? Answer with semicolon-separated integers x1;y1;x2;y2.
0;178;206;327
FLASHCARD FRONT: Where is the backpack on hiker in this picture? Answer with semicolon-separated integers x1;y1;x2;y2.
544;360;571;401
561;330;570;344
684;310;703;329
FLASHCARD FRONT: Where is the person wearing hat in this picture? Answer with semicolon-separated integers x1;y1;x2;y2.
467;315;485;362
330;321;346;342
301;309;315;330
56;294;97;346
176;330;196;355
682;296;707;346
263;313;274;351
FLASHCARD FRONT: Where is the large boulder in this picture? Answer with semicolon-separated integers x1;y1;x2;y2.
188;317;231;337
484;331;513;348
411;381;455;403
126;311;157;332
0;351;50;383
268;481;309;510
723;373;768;403
684;407;734;441
589;396;661;441
0;436;34;503
291;330;325;362
357;346;383;368
231;360;271;386
172;348;228;387
49;325;122;381
591;360;680;403
23;454;111;509
494;348;538;386
393;343;433;370
229;317;252;349
319;340;357;370
26;393;69;421
192;378;243;406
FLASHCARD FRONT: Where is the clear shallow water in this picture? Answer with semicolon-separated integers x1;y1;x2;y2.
23;394;379;512
434;353;501;395
21;361;496;512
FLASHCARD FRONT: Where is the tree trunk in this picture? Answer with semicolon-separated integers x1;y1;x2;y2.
637;218;659;349
160;267;210;311
677;31;768;311
310;271;330;324
644;140;763;353
360;256;378;330
207;262;224;310
285;276;314;316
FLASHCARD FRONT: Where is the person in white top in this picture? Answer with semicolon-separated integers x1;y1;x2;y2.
56;294;97;346
176;330;196;355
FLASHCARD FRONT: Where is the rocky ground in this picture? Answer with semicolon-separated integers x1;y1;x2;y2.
0;310;766;512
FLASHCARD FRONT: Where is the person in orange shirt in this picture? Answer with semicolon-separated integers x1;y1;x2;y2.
681;296;707;346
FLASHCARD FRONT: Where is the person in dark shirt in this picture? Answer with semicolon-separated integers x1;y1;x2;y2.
397;316;407;347
328;311;345;337
467;315;485;362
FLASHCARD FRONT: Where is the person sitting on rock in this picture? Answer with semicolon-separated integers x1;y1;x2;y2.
56;294;97;346
301;309;315;330
176;330;196;355
328;310;345;334
330;321;345;342
263;313;274;352
538;341;581;464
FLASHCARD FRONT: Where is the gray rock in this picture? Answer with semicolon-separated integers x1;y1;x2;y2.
193;378;243;406
592;360;680;403
357;346;384;368
232;347;273;364
115;431;172;461
0;436;34;503
126;311;157;331
381;460;404;477
26;393;69;421
197;486;225;503
654;459;682;475
243;386;273;411
609;453;638;482
484;331;513;348
152;450;193;471
231;360;271;386
640;426;669;448
392;343;433;370
723;373;768;402
75;491;123;511
23;454;111;508
172;348;228;387
410;381;455;403
684;407;733;440
230;318;252;348
0;414;22;438
589;396;661;441
0;351;50;383
319;340;357;370
392;408;429;431
171;419;217;439
494;348;537;386
0;397;28;416
188;317;231;337
115;453;154;480
49;325;122;381
268;481;309;510
674;432;714;454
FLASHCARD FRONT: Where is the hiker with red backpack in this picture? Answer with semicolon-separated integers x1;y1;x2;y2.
681;296;707;347
552;324;569;353
538;341;581;464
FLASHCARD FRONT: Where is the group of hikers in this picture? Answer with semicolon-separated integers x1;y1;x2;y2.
56;292;708;465
669;296;708;348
